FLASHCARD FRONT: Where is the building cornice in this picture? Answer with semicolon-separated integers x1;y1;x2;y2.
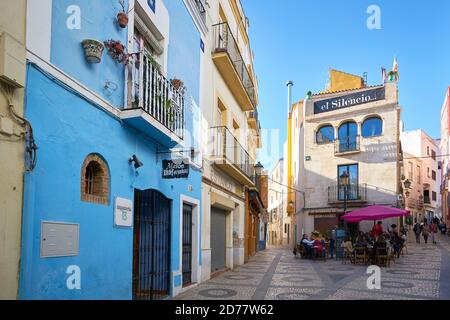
183;0;208;37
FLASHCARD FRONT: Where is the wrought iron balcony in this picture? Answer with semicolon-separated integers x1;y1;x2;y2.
194;0;206;23
328;183;368;204
121;52;184;148
424;196;431;204
335;136;361;155
210;126;255;186
212;22;256;111
248;110;258;129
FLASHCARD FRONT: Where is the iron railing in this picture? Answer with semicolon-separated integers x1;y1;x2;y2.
328;183;368;203
424;196;431;204
210;126;255;181
194;0;206;23
335;135;360;154
212;22;256;108
128;52;184;140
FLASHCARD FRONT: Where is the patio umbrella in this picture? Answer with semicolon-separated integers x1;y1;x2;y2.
341;205;410;223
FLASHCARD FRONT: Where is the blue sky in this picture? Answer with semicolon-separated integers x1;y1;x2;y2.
242;0;450;170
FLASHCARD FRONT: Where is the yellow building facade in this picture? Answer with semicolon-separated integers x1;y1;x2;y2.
0;0;27;299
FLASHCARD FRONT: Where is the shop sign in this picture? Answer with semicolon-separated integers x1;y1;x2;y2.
162;159;189;179
314;87;385;114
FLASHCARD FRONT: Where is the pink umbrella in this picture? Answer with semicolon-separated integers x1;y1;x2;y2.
341;205;410;223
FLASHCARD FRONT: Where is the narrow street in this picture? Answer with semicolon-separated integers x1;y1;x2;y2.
175;233;450;300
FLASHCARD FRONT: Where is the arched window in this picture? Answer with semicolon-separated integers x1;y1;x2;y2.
81;154;110;205
316;125;334;144
362;117;383;137
338;121;358;152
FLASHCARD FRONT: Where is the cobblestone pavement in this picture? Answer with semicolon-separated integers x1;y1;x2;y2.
175;233;450;300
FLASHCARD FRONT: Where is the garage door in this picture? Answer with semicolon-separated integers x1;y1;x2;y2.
211;207;227;272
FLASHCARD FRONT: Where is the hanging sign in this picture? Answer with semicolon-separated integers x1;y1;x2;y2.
162;159;190;179
314;87;385;114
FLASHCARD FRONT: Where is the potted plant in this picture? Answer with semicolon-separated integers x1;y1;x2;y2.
117;0;129;28
170;78;184;91
104;39;129;64
81;39;105;63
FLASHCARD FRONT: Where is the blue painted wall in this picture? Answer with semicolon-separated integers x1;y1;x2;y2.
51;0;128;107
19;0;203;299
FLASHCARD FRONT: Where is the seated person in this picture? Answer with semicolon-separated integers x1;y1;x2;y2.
300;234;315;258
314;239;325;257
341;237;354;255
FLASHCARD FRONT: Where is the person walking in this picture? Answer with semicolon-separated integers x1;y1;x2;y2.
413;220;422;244
430;221;438;244
328;226;337;259
422;221;430;244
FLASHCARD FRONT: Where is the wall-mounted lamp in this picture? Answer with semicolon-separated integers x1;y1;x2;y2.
129;154;144;169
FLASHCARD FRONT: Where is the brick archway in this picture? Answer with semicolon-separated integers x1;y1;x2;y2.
80;154;110;205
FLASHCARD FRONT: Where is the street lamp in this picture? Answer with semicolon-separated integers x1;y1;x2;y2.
254;162;264;176
403;179;412;190
339;171;350;228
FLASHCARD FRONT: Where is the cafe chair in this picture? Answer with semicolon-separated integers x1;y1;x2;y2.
354;245;367;265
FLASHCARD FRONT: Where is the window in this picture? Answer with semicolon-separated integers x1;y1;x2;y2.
427;146;430;156
432;170;437;181
427;167;430;178
417;165;421;183
338;164;358;200
408;162;413;180
362;117;383;138
316;125;334;144
432;191;437;201
432;150;436;161
338;121;358;152
81;154;110;205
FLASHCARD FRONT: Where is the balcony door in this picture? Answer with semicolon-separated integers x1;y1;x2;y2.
338;121;358;153
338;164;359;201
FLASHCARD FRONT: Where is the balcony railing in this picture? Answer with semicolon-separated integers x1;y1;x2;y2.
210;126;255;181
328;183;368;203
424;196;431;204
335;136;360;154
128;52;184;140
212;22;256;108
194;0;206;23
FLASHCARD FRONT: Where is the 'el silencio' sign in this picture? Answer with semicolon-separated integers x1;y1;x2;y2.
314;87;385;114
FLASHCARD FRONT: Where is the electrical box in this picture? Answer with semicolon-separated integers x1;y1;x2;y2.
40;221;80;258
0;32;26;88
0;116;14;136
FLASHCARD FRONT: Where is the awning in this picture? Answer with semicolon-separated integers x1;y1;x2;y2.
341;205;410;223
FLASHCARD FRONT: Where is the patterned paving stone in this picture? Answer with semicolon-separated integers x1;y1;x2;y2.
174;233;450;300
265;287;323;300
174;284;256;300
270;273;324;288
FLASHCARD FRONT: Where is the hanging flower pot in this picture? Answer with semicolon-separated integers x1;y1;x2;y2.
117;12;129;28
81;39;104;64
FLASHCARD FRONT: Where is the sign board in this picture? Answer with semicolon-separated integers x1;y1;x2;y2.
162;159;189;179
314;87;385;114
114;197;133;228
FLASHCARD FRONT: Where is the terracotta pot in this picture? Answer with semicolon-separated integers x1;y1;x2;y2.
81;39;104;64
171;79;184;91
117;12;129;28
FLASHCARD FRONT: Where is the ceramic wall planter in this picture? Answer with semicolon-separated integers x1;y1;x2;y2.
117;12;129;28
82;39;104;64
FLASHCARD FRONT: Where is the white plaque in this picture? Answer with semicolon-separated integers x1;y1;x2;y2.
114;197;133;227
